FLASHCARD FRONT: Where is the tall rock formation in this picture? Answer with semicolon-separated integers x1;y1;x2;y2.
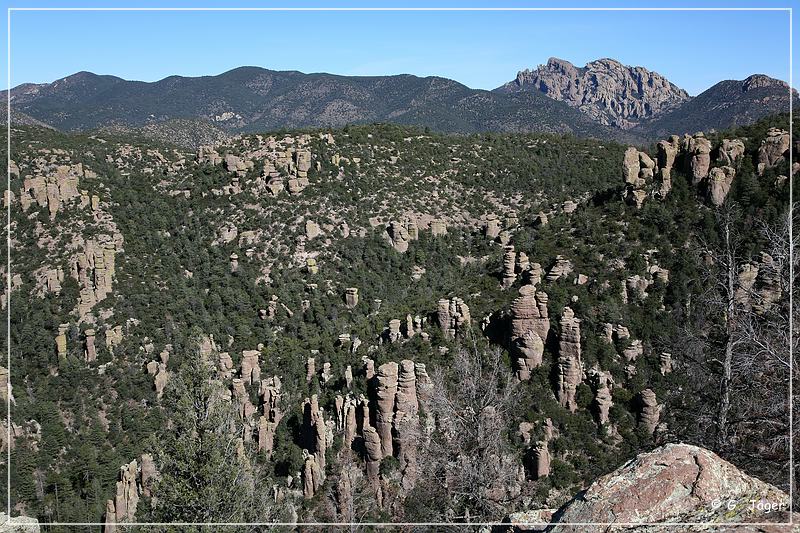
72;237;120;317
104;459;139;531
361;424;383;501
707;166;736;206
717;138;745;166
240;349;261;385
587;367;614;426
502;246;517;288
393;360;420;488
387;221;411;253
374;362;398;458
556;307;582;412
683;132;712;184
757;127;790;174
84;329;97;363
302;395;328;470
509;285;550;380
258;376;283;457
436;297;471;338
55;323;69;360
344;287;359;309
638;388;660;437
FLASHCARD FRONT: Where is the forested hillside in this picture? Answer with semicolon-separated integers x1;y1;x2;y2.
1;114;794;529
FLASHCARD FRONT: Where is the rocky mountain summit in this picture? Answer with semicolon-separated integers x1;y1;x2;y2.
634;74;799;139
497;57;796;139
497;57;690;129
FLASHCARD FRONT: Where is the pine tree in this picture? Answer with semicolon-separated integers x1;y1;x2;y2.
147;348;279;531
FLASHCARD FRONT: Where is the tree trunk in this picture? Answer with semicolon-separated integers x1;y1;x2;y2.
717;214;736;447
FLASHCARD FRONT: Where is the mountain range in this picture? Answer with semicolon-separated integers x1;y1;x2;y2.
5;57;796;145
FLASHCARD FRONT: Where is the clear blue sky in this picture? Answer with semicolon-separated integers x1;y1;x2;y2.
1;0;796;96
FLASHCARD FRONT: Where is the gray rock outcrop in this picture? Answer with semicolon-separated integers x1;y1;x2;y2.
503;58;689;129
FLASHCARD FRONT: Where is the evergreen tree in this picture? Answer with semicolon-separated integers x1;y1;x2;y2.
147;348;278;531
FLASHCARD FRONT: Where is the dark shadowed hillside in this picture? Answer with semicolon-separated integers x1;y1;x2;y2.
5;67;630;144
634;75;798;138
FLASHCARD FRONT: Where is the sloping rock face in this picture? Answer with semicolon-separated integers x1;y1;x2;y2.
500;57;689;129
546;444;792;532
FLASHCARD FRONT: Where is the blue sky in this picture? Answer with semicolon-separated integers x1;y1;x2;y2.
1;0;796;96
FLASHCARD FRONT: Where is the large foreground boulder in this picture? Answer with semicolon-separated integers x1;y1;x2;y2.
506;444;793;532
0;514;40;532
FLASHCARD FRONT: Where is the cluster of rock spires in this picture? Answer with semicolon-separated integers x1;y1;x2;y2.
104;454;156;532
624;127;790;209
501;245;544;289
436;297;472;339
296;358;433;507
12;152;124;320
72;236;122;317
385;218;446;252
490;230;665;442
198;133;317;198
54;322;124;363
16;161;96;220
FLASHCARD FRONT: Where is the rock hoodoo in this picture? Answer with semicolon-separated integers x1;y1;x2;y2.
757;127;790;174
387;221;411;253
556;307;582;412
257;376;283;457
374;362;399;458
502;246;517;288
240;349;261;385
683;132;712;184
436;297;471;338
56;323;69;360
509;285;550;380
707;165;736;206
717;138;745;166
638;388;660;436
344;287;359;309
587;367;614;426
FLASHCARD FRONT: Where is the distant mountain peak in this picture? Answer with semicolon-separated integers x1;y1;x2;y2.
499;57;690;129
741;73;793;93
